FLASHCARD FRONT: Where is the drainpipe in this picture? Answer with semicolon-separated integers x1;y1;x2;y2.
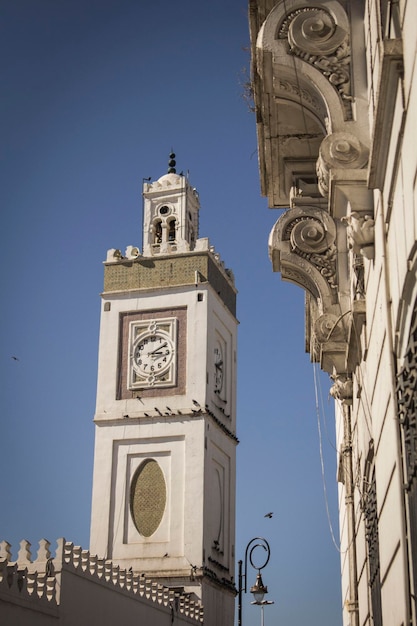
342;401;359;626
331;376;359;626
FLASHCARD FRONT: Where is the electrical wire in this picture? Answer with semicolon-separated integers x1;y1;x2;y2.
317;361;338;452
313;361;364;556
312;361;343;552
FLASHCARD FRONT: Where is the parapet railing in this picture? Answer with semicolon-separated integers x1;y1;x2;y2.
0;538;204;623
0;538;58;609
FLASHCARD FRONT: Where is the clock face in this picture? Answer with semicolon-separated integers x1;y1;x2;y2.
133;333;174;377
214;345;224;393
129;318;177;389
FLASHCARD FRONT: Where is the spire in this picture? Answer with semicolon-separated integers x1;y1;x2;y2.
167;152;176;174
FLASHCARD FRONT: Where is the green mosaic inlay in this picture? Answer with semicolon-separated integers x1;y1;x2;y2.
103;252;236;316
130;459;166;537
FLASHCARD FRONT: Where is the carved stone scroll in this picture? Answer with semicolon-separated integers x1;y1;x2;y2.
315;313;345;343
269;205;337;305
317;132;369;196
278;5;352;120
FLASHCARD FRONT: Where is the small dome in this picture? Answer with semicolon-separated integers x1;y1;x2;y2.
156;172;182;186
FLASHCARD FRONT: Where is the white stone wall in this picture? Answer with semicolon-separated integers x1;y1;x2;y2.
91;282;237;578
327;1;417;624
0;538;203;626
89;247;238;626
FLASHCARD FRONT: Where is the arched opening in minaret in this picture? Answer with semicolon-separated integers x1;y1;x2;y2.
168;218;176;242
188;211;195;248
153;220;162;244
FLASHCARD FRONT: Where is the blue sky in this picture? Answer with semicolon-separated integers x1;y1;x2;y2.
1;1;341;624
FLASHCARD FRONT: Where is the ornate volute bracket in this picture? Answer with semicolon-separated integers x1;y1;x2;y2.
278;4;353;121
269;204;337;302
269;203;349;373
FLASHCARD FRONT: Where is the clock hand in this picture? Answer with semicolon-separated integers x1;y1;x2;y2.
148;342;167;356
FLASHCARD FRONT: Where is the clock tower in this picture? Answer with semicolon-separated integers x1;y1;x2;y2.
90;155;238;625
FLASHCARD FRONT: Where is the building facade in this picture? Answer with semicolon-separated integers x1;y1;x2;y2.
249;1;417;625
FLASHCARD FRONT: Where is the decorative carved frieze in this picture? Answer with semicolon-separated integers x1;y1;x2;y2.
274;78;327;119
330;374;353;405
278;5;353;120
342;212;375;260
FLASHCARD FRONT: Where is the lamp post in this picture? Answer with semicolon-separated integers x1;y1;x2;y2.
251;599;275;626
237;537;272;626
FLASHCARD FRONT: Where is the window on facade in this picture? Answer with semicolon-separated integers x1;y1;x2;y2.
364;471;382;626
153;220;162;244
168;218;176;242
380;0;401;38
397;300;417;618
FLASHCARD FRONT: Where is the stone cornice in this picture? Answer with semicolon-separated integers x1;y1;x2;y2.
250;0;371;210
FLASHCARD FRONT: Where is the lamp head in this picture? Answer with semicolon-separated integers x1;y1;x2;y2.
250;571;268;604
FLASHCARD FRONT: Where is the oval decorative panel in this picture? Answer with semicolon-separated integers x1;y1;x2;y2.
130;459;166;537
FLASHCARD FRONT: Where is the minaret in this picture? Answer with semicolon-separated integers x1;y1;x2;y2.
142;153;199;255
89;155;238;626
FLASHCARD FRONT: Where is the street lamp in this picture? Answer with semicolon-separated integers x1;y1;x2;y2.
250;571;268;602
237;537;272;626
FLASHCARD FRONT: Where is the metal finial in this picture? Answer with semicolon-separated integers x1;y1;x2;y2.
168;152;176;174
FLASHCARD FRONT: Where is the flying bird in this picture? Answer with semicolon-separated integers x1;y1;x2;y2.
11;356;19;361
264;512;274;518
